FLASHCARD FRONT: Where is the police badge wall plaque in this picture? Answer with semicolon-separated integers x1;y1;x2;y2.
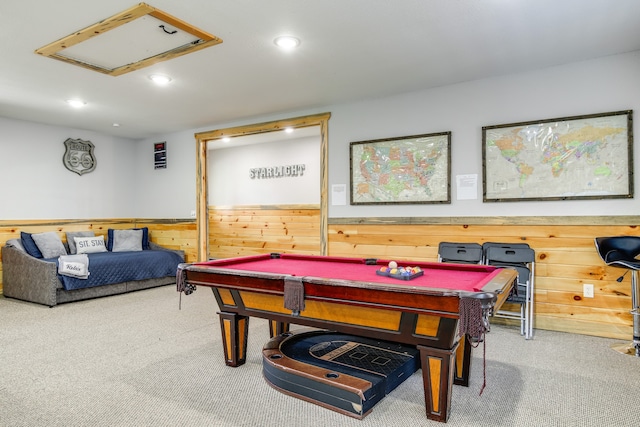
63;138;96;175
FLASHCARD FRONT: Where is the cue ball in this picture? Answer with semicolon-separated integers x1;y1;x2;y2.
388;261;398;269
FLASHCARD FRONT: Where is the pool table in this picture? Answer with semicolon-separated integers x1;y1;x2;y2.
177;253;516;422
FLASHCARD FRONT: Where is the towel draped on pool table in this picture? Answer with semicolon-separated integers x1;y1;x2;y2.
284;276;305;313
458;297;486;340
459;296;489;395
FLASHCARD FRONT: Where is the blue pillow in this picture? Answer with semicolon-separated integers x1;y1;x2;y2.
20;232;44;258
107;227;149;251
140;227;150;250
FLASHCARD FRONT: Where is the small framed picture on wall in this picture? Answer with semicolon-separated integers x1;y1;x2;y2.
154;142;167;169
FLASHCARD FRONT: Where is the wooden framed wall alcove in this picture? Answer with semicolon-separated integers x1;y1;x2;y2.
194;113;331;261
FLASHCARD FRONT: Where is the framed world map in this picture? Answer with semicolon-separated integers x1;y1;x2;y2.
482;110;633;202
349;132;451;205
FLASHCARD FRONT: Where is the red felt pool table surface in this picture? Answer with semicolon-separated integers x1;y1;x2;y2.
194;253;505;293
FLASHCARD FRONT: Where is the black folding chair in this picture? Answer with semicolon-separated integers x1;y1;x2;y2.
481;242;531;263
437;242;483;264
483;243;536;339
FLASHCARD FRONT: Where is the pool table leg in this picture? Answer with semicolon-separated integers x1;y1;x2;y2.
454;335;472;386
417;342;458;423
218;311;249;367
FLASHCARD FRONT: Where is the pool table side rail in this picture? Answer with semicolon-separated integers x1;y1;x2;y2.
180;263;515;317
183;267;464;317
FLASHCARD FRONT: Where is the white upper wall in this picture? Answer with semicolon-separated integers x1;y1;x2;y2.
131;128;198;219
327;51;640;218
208;136;320;206
136;51;640;218
2;51;639;220
0;117;137;219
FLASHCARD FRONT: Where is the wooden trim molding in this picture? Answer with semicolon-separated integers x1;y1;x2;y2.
210;204;320;210
34;3;223;76
0;218;195;227
329;216;640;226
195;112;331;261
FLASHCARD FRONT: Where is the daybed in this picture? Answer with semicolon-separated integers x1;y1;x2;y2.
1;228;184;307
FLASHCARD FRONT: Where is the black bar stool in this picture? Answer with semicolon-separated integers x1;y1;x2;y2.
594;236;640;357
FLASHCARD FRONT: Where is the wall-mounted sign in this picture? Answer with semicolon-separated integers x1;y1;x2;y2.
63;138;96;175
154;142;167;169
250;164;305;179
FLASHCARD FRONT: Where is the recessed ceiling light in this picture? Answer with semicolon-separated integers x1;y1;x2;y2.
149;74;172;85
113;123;120;127
222;137;231;143
274;36;300;49
284;127;294;133
66;99;86;108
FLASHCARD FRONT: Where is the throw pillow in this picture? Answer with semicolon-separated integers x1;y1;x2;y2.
75;235;107;254
140;227;150;250
107;227;149;251
66;231;95;255
32;232;68;258
111;229;143;252
5;238;26;252
20;232;43;258
58;254;90;279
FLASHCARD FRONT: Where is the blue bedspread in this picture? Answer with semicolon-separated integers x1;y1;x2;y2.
49;250;183;291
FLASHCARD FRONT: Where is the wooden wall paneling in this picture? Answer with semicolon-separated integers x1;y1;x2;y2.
325;241;436;262
4;214;639;341
208;206;321;259
133;220;198;262
327;220;640;341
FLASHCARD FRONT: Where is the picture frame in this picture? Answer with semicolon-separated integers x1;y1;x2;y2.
154;142;167;169
350;132;451;205
482;110;633;202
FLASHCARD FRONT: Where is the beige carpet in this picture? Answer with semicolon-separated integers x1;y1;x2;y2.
1;285;638;426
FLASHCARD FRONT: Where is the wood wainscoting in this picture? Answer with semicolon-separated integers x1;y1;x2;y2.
0;218;197;294
208;205;322;259
4;213;639;341
327;216;640;341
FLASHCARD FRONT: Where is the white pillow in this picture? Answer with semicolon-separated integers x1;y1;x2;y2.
111;229;143;252
66;231;95;255
74;235;107;254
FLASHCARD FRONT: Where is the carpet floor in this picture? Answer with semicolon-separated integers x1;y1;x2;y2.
1;285;638;426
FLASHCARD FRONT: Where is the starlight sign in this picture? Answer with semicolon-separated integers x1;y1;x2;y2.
250;164;306;179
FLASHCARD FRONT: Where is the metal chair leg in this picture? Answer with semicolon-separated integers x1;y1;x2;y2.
631;271;640;357
526;264;535;340
611;270;640;357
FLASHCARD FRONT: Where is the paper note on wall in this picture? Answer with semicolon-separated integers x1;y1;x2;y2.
456;174;478;200
332;184;347;205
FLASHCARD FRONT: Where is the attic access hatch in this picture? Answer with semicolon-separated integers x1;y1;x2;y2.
35;2;222;76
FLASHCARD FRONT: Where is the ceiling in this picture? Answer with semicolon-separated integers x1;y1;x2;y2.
1;0;640;140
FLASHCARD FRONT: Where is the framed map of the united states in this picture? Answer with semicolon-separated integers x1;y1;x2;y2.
482;110;633;202
350;132;451;205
